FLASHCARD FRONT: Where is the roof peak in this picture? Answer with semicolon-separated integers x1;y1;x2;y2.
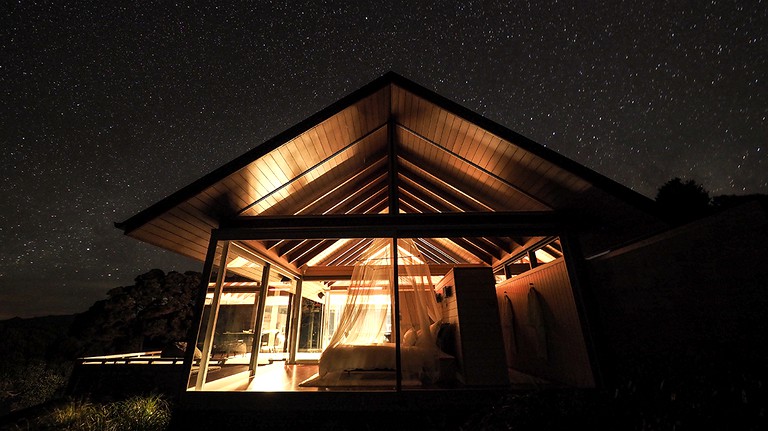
117;72;661;241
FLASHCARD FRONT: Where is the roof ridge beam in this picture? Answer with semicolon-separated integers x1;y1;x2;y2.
221;212;565;240
387;112;399;214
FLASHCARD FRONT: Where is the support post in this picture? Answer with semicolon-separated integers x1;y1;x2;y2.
528;250;539;268
179;235;219;397
560;232;604;387
249;262;272;375
287;278;303;364
195;241;230;390
392;237;402;392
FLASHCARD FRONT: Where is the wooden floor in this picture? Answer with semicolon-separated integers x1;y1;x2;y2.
201;362;464;392
195;360;549;393
174;364;536;428
247;362;321;392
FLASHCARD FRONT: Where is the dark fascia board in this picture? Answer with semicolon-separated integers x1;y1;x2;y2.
217;211;570;240
114;72;398;234
386;73;661;217
116;71;659;234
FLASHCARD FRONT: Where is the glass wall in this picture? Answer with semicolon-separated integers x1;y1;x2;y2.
503;237;562;279
185;236;515;392
298;297;324;353
188;241;298;391
258;277;295;363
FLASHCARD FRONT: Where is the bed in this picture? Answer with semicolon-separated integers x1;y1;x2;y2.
304;239;447;387
318;343;437;377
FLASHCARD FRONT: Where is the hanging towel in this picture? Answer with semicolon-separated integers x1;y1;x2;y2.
503;294;518;358
527;285;548;361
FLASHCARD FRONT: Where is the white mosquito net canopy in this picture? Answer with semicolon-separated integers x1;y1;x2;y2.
321;238;442;380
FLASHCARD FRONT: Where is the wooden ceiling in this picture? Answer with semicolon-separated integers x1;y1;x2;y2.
116;72;661;277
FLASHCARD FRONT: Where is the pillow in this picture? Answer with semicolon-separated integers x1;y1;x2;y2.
403;327;417;346
415;328;433;348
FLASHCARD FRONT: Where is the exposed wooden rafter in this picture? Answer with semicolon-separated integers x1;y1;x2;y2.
117;72;661;278
396;123;552;210
397;156;496;211
237;122;389;216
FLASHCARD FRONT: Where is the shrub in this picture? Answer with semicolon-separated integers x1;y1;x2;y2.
0;361;70;412
9;394;172;431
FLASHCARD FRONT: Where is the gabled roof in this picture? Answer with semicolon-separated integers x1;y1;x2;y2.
116;72;663;272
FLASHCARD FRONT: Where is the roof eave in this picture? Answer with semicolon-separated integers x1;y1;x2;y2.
386;73;661;217
116;72;402;234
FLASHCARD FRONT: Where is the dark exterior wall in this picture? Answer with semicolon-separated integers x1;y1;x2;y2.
584;201;768;378
496;258;595;387
566;188;667;258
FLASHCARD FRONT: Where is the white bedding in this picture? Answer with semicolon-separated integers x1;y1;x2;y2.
318;343;436;377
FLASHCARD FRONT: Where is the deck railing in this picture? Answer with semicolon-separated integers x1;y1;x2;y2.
76;351;185;366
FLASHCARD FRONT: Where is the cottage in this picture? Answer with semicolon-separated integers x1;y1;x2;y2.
110;72;767;417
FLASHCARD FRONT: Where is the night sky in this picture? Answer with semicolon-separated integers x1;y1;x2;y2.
2;1;766;319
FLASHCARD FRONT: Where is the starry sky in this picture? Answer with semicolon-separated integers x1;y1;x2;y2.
1;1;766;319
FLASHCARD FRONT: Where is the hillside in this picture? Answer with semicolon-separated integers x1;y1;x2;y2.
0;314;77;365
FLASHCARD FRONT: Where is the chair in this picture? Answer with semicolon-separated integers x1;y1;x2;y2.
273;332;285;352
260;333;271;352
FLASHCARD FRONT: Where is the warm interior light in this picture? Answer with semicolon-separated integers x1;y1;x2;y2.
227;256;260;269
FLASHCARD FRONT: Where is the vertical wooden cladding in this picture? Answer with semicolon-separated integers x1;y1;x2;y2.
225;87;390;217
495;259;595;388
435;271;463;378
390;84;408;127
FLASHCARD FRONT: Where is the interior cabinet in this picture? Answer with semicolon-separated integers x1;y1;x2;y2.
436;267;508;386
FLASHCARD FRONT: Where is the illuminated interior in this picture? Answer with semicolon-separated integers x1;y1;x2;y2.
187;235;565;392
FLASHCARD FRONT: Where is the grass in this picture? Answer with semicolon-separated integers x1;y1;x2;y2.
0;361;71;413
2;394;171;431
3;381;766;431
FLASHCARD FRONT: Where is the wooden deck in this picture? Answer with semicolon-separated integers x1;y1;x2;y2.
247;363;321;392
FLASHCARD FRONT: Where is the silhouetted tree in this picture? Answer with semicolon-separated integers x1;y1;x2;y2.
69;269;201;355
655;177;712;225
